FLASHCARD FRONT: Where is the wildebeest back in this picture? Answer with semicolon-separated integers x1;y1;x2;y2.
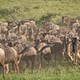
0;44;15;64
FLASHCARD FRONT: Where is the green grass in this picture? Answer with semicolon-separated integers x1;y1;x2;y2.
0;0;80;79
0;65;80;80
0;1;80;79
0;0;80;24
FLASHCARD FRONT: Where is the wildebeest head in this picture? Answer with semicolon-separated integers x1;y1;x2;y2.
62;16;69;24
7;21;17;27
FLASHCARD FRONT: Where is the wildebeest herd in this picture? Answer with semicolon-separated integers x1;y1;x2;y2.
0;16;80;77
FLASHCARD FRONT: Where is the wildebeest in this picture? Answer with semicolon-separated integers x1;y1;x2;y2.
62;16;77;27
18;45;37;73
0;18;80;75
37;42;51;69
0;43;19;77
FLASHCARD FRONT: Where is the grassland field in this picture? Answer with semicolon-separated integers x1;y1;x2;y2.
0;0;80;80
0;0;80;25
1;64;80;80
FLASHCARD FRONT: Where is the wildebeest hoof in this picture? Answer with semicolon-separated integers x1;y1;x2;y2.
72;61;77;65
39;66;41;69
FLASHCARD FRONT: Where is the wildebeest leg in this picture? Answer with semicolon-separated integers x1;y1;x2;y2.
68;52;74;62
59;52;62;65
59;51;64;65
76;51;80;65
43;53;51;64
65;53;69;65
71;53;77;65
9;62;16;73
5;64;9;74
1;62;5;78
12;62;16;73
16;62;19;73
54;53;57;66
26;61;29;67
31;55;35;74
19;61;27;72
74;53;77;65
14;61;19;73
9;63;16;73
39;53;42;69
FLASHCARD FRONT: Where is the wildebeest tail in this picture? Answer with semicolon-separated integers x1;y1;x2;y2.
38;44;53;53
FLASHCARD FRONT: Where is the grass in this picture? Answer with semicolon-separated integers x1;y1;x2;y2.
0;0;80;80
0;64;80;80
0;0;80;25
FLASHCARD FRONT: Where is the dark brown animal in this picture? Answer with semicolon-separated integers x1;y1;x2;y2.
19;45;37;73
37;42;51;69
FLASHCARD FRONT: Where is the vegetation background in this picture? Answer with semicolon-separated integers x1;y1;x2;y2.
0;0;80;24
0;0;80;80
